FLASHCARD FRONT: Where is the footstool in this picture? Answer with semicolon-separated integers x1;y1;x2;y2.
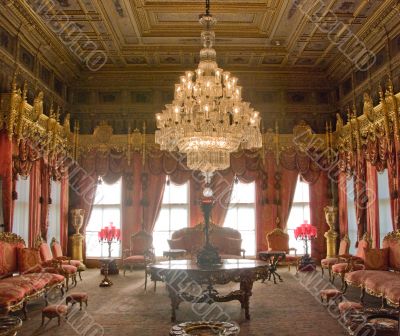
41;305;68;326
66;292;88;311
320;288;342;303
338;301;363;315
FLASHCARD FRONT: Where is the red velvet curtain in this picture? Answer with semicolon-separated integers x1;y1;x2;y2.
388;162;400;230
366;162;380;248
0;131;12;232
280;170;299;230
338;172;348;236
40;160;50;240
28;161;41;247
310;172;329;261
60;173;69;254
141;167;165;233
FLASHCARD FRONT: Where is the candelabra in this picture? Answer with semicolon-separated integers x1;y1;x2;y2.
98;223;121;287
294;221;317;272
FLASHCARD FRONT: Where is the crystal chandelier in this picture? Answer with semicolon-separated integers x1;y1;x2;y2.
155;0;262;184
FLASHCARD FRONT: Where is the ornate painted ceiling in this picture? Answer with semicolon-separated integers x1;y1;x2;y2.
22;0;396;72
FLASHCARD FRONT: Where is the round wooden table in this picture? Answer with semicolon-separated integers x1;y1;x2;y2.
149;259;270;322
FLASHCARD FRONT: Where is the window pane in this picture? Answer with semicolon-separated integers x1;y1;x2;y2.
237;207;255;231
94;179;122;205
168;183;188;204
346;178;358;255
13;177;30;243
240;231;256;256
153;231;171;257
170;208;188;231
230;182;255;204
223;182;256;256
48;181;61;243
86;179;122;258
378;170;393;245
154;180;189;256
293;178;309;203
224;208;237;230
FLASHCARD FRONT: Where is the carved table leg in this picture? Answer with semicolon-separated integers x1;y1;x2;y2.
165;273;184;322
240;273;254;320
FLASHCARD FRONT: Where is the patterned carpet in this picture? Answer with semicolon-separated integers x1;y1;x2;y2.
14;267;381;336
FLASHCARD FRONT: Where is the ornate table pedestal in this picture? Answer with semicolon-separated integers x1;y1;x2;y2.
149;259;270;322
258;251;286;284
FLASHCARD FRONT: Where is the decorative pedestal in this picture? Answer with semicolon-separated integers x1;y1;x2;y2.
70;234;84;262
99;259;113;287
100;259;119;275
324;206;338;259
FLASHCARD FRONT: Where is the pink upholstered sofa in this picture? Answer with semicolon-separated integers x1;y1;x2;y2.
0;233;65;317
344;230;400;307
168;223;245;258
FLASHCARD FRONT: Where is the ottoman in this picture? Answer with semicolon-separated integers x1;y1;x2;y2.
41;305;68;326
320;288;342;303
66;292;88;311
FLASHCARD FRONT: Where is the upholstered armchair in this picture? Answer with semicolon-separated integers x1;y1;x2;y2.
266;228;301;273
35;236;77;291
50;238;86;281
321;235;350;280
331;233;372;290
122;231;155;290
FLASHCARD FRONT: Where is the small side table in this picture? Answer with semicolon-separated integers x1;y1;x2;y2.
0;316;22;336
100;259;119;275
163;249;186;261
258;251;286;284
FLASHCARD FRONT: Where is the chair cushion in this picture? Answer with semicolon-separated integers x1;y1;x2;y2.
39;244;53;263
61;265;77;274
42;304;68;315
321;258;339;267
0;241;25;276
0;283;27;307
332;262;363;274
45;273;65;286
17;248;43;274
2;274;48;293
385;283;400;306
51;243;63;259
285;255;300;262
383;235;400;271
364;248;389;271
67;292;88;300
338;301;363;314
124;255;145;263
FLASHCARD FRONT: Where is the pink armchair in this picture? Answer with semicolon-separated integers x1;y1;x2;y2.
50;238;86;281
266;228;300;273
321;235;350;280
331;233;372;290
122;231;155;290
36;236;77;291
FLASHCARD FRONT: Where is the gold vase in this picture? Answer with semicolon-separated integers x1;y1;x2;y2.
70;209;85;262
324;206;338;259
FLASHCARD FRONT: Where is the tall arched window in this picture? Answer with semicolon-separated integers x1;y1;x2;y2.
224;181;256;256
86;178;122;258
287;176;311;254
48;180;61;243
12;177;30;243
153;178;189;256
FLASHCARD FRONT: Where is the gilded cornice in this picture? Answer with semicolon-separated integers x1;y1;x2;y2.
0;78;72;158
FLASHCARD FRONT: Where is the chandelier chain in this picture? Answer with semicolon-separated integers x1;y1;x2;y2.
205;0;210;16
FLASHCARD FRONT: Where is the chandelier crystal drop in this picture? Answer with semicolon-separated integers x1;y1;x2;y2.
155;1;262;178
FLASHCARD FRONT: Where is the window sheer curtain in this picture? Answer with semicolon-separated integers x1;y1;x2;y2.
346;178;358;254
48;180;61;243
12;177;30;243
378;170;393;245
